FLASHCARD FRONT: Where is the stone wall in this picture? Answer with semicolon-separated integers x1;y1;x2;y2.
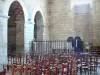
49;0;74;40
73;4;93;43
92;0;100;45
49;0;100;46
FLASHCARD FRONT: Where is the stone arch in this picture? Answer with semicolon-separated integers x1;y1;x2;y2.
8;1;25;54
3;0;28;21
34;11;44;41
31;5;45;24
31;5;45;41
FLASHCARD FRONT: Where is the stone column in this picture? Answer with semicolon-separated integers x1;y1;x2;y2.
24;21;34;52
15;20;24;53
0;14;9;65
36;19;44;41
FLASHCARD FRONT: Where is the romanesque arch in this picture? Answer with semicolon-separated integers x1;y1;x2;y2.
34;11;44;41
8;1;25;54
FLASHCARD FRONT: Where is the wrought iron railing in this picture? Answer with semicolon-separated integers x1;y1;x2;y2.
29;40;74;55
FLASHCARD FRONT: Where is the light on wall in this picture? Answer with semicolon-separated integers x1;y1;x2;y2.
71;0;92;8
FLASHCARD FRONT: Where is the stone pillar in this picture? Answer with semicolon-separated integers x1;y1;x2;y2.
0;14;9;65
24;21;34;52
36;19;44;41
15;20;24;53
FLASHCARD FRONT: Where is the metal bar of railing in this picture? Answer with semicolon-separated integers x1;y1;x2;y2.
29;40;74;55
